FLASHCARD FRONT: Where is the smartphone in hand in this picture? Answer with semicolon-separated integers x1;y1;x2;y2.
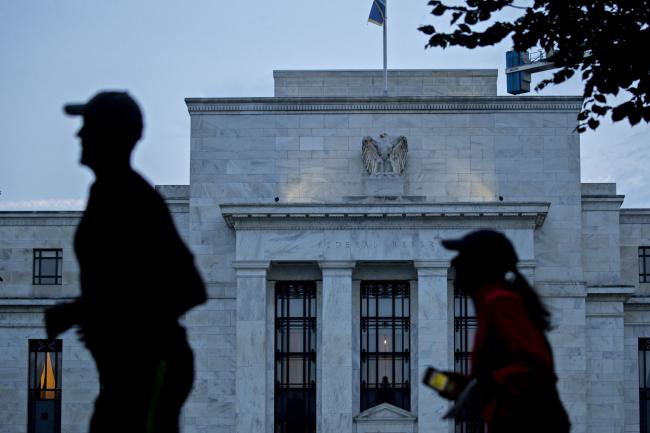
422;367;450;392
422;366;467;400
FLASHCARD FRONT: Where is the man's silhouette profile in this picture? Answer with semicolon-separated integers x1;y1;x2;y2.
376;376;394;407
44;91;206;433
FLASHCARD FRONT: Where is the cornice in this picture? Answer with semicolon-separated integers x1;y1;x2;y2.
626;297;650;311
0;298;68;328
620;209;650;224
273;68;498;77
0;211;82;226
581;195;625;211
0;298;70;307
186;96;582;114
586;285;635;302
220;201;550;231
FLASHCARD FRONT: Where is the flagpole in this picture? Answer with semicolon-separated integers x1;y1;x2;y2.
383;0;388;96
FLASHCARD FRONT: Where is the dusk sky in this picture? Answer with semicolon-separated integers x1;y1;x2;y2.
1;1;648;209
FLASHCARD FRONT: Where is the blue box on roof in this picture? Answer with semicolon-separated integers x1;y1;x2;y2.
506;51;531;94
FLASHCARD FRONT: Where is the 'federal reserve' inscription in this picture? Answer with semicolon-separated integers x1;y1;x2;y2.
318;238;439;250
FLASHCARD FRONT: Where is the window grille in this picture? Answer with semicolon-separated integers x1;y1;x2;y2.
640;247;650;283
454;287;484;433
28;339;62;433
33;249;62;285
275;282;316;433
640;338;650;433
360;281;410;411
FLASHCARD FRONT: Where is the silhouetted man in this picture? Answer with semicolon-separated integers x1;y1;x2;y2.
45;91;206;433
376;376;394;406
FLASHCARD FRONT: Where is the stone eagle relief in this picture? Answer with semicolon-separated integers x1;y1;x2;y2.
362;133;408;176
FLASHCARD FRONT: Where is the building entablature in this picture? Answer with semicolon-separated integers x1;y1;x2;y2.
0;211;81;226
221;201;547;264
220;201;550;231
186;96;583;114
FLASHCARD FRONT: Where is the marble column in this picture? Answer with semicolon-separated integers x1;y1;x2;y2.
233;260;270;433
586;287;632;433
318;261;356;433
414;260;451;433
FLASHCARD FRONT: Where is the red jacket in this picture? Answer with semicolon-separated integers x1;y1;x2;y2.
470;283;569;432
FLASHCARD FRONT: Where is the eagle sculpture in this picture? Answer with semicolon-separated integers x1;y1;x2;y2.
362;133;408;176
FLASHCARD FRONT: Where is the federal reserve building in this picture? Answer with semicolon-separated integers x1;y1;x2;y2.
3;69;650;433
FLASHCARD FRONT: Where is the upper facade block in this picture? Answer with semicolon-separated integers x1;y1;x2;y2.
273;69;498;97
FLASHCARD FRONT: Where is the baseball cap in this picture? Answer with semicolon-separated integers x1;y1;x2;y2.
442;229;519;267
64;91;143;140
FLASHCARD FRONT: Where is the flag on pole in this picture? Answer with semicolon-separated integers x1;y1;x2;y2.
367;0;388;95
368;0;386;26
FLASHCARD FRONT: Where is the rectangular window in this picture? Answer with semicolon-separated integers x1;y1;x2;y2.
33;249;63;285
640;247;650;283
360;281;410;411
454;286;484;433
28;339;62;433
640;338;650;433
275;282;316;433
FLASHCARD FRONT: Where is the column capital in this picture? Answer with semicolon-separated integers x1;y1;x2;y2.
517;259;537;269
319;260;356;270
232;260;269;277
413;260;449;271
414;260;449;278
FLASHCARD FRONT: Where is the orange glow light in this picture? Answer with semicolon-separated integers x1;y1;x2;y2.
38;352;56;400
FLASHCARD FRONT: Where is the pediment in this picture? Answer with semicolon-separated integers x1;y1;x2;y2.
354;403;417;422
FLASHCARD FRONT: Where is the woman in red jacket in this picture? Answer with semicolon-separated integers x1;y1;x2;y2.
440;230;570;433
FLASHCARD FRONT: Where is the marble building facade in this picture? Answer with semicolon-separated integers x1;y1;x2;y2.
2;69;650;433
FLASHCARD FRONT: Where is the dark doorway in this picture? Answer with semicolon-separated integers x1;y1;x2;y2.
454;283;485;433
360;280;410;411
275;281;316;433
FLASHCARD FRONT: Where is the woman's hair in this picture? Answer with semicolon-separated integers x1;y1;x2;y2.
504;269;552;332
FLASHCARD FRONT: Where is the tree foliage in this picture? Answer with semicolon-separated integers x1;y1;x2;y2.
419;0;650;132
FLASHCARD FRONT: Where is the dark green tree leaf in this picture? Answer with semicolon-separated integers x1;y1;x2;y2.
419;0;650;132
